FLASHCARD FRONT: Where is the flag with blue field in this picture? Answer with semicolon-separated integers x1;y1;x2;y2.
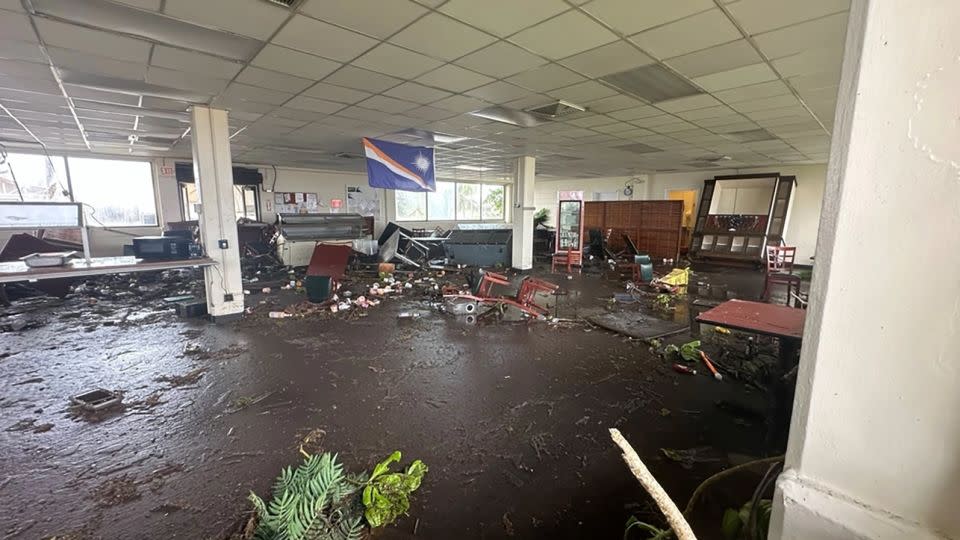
362;137;436;192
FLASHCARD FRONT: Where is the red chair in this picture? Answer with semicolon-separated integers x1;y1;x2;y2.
762;245;801;304
552;249;581;274
516;277;559;316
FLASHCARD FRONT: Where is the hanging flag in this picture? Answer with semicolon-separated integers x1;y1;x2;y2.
362;137;435;192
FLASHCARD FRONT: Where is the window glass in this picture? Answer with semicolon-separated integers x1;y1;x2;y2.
427;181;455;220
0;152;69;201
456;183;481;220
181;183;199;220
234;185;258;220
395;190;426;221
482;184;505;220
68;157;157;226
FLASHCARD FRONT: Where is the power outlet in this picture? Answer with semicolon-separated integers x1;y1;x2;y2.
223;293;234;302
218;239;229;249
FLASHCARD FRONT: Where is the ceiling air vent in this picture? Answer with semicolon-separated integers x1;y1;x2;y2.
601;64;702;103
614;142;662;154
525;100;586;119
722;129;777;142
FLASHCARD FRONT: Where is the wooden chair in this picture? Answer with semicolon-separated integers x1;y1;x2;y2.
552;249;581;274
761;245;801;304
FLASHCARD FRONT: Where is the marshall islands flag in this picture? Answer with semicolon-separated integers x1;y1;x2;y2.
362;137;436;192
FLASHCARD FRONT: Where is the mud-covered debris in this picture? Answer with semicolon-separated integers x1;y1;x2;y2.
298;428;327;454
13;377;44;386
92;475;141;507
502;512;515;536
156;368;205;387
5;418;53;433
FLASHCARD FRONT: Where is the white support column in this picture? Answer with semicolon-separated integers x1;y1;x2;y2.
190;106;244;319
511;156;535;270
771;1;960;539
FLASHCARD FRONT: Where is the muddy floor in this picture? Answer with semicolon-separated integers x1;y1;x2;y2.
0;264;800;539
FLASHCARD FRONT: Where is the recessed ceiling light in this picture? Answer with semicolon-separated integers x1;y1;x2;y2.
454;165;491;172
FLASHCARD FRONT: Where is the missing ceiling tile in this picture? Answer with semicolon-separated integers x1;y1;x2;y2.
601;64;702;103
614;142;662;154
525;100;586;119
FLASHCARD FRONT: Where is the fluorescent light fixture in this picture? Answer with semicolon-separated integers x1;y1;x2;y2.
433;133;468;144
62;73;211;103
26;0;261;61
469;106;549;128
72;99;191;122
229;126;248;139
453;164;491;172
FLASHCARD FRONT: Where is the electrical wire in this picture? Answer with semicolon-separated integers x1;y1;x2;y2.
0;141;24;201
270;164;279;192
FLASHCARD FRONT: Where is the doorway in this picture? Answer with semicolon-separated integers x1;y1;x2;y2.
667;189;697;253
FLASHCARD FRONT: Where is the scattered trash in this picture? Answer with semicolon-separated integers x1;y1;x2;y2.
700;351;723;381
672;364;697;375
660;446;724;469
714;326;731;334
397;311;422;319
268;311;293;319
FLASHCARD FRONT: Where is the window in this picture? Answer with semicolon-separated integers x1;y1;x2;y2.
180;183;261;221
69;157;157;227
0;152;69;202
395;181;507;222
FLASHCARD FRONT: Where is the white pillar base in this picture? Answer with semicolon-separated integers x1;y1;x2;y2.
773;471;948;540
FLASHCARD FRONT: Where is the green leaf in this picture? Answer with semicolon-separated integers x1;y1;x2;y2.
721;508;742;540
679;340;701;362
369;450;401;481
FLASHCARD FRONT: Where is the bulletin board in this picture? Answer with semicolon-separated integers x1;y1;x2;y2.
274;192;319;214
345;185;381;220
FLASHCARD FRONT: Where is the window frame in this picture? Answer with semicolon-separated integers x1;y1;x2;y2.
395;180;508;223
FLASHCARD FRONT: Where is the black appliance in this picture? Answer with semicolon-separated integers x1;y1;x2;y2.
132;236;200;260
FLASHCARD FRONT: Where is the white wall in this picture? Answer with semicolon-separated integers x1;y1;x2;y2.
533;176;642;219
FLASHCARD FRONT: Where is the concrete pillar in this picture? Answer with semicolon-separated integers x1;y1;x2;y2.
771;1;960;539
511;156;535;270
190;106;244;319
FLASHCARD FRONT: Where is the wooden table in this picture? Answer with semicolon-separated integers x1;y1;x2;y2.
0;256;216;283
696;299;806;451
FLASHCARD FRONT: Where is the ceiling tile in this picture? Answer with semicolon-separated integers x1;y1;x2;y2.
235;66;314;93
629;9;741;59
786;71;840;94
676;105;736;121
0;40;44;63
692;62;778;92
165;0;289;40
383;82;453;104
664;39;763;78
323;66;403;93
0;10;37;41
221;82;294;105
418;64;493;93
657;94;721;112
389;13;497;61
300;0;427;39
773;47;842;78
558;40;655;78
583;0;713;35
273;15;379;61
548;81;618;103
251;45;341;80
726;0;850;35
753;12;849;60
438;0;568;38
607;106;661;121
298;83;369;105
47;48;146;81
408;105;458;121
510;10;618;60
113;0;161;10
729;93;801;113
151;45;243;79
357;95;419;114
506;64;585;92
145;66;229;95
455;42;547;78
36;19;151;63
585;94;644;113
285;95;346;114
432;94;488;113
353;43;444;79
465;81;531;103
713;80;790;103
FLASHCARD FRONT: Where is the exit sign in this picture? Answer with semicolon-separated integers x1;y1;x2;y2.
159;165;175;176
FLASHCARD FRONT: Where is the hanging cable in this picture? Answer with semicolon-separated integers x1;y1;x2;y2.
0;142;24;201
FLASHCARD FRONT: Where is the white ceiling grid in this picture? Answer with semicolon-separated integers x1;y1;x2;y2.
0;0;848;179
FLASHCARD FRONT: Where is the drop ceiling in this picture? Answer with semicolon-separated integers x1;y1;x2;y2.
0;0;847;180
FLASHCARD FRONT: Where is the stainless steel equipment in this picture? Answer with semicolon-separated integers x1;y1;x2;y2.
277;213;366;241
